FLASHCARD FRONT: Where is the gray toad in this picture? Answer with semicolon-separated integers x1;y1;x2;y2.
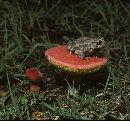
67;37;105;59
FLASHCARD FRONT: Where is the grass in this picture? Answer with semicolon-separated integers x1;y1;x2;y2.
0;0;130;120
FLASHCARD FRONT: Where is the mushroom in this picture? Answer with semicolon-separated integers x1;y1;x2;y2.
45;45;108;74
26;68;43;92
45;45;109;93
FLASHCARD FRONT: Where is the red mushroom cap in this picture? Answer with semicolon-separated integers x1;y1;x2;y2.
45;45;108;74
26;68;42;82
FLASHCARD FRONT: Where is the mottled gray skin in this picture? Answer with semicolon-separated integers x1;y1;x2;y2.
68;37;105;59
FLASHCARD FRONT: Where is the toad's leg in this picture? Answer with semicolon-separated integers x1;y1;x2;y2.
79;52;86;59
85;49;94;57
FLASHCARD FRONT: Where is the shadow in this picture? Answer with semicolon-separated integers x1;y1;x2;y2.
45;65;109;94
65;68;109;94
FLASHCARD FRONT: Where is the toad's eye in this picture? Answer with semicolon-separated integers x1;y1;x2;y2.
97;40;102;45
